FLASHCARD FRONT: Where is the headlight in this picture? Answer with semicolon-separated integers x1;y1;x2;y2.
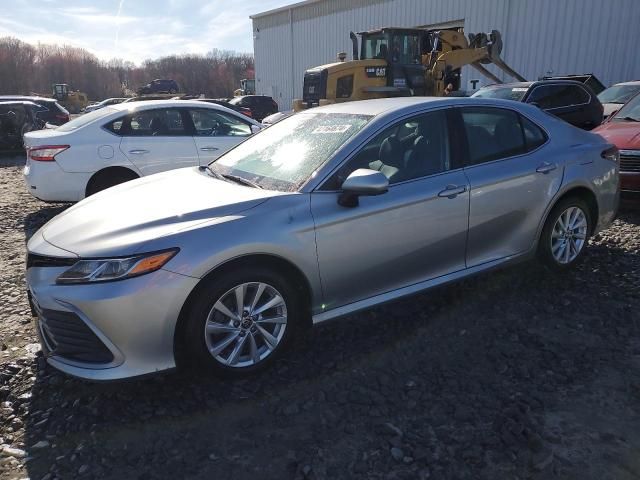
56;249;178;284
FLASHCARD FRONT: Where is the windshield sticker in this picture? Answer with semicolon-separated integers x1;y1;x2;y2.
512;88;528;92
311;125;352;134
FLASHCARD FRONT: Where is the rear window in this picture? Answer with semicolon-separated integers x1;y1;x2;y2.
55;107;117;132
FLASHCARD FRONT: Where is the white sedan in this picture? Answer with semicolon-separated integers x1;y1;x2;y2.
23;100;263;201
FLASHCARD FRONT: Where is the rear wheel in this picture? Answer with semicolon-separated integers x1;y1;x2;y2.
538;197;592;270
184;267;300;377
85;169;138;197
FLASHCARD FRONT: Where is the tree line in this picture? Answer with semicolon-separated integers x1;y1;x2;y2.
0;36;254;101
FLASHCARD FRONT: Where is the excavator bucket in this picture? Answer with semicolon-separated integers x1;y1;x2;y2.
470;30;526;84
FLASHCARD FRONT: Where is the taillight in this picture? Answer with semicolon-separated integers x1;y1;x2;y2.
55;114;69;122
29;145;69;162
601;146;619;164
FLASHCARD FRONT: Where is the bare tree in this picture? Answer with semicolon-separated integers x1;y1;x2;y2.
0;36;254;100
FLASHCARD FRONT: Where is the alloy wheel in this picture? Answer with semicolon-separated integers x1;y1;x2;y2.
550;206;588;264
204;282;287;368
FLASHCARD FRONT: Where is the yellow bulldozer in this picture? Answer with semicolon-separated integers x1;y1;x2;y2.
51;83;89;114
293;27;526;110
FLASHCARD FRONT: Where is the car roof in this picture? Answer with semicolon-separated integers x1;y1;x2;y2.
612;81;640;86
107;99;262;125
0;95;56;102
307;96;550;118
0;100;38;106
481;82;534;89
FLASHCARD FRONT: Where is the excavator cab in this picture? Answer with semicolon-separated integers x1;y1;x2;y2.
52;83;69;100
357;28;429;96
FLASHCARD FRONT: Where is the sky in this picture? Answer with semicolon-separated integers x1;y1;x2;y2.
0;0;293;64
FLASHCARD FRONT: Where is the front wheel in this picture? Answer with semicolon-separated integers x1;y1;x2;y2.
538;197;592;270
184;267;300;377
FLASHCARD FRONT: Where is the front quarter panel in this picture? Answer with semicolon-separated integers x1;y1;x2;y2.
148;194;323;312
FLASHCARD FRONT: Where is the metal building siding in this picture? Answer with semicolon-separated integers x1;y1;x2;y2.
253;0;640;110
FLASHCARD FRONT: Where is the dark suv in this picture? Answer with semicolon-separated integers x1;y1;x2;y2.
0;96;69;125
228;95;278;121
137;79;180;95
472;80;604;130
0;101;45;151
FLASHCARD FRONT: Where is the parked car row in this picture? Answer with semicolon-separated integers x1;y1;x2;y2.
0;95;69;125
25;97;620;380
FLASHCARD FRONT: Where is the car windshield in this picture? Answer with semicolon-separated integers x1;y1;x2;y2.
598;85;640;104
55;107;117;132
471;86;528;101
612;93;640;122
211;112;371;192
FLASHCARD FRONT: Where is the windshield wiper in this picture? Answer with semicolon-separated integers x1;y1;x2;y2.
199;165;226;181
620;116;640;122
221;173;263;189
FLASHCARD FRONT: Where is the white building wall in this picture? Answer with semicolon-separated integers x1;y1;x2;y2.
252;0;640;111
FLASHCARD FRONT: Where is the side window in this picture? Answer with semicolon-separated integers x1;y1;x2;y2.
461;107;526;165
321;110;450;190
125;109;188;136
521;116;547;151
189;109;251;137
336;75;354;99
104;116;125;135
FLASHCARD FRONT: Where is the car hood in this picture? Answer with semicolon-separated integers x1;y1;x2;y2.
33;167;283;257
594;121;640;149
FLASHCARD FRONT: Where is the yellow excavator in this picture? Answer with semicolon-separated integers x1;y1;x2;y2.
51;84;89;114
293;27;526;110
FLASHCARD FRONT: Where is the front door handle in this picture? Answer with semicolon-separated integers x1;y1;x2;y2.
438;184;467;198
536;162;557;174
200;146;219;152
128;149;149;155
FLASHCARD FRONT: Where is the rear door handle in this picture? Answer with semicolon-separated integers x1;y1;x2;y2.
200;146;219;152
128;149;149;155
536;162;557;174
438;184;467;198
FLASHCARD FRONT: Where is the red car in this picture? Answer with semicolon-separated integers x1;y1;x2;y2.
594;92;640;194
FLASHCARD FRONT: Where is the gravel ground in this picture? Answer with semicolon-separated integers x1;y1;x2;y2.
1;154;639;480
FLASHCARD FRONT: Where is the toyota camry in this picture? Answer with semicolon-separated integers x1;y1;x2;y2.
26;97;619;380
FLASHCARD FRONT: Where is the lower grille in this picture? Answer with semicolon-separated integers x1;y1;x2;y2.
39;308;114;364
620;155;640;173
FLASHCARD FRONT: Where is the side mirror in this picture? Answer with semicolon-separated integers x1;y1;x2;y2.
250;124;261;134
338;168;389;207
528;101;541;108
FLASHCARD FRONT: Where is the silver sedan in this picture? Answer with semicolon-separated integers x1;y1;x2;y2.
26;97;620;380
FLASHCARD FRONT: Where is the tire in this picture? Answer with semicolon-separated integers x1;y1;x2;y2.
169;88;177;94
538;196;592;270
85;169;138;197
184;266;301;377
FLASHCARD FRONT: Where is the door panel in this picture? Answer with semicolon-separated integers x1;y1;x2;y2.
460;107;563;267
119;108;198;176
311;172;469;310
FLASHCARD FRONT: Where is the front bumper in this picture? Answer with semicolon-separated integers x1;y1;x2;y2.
26;259;199;381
